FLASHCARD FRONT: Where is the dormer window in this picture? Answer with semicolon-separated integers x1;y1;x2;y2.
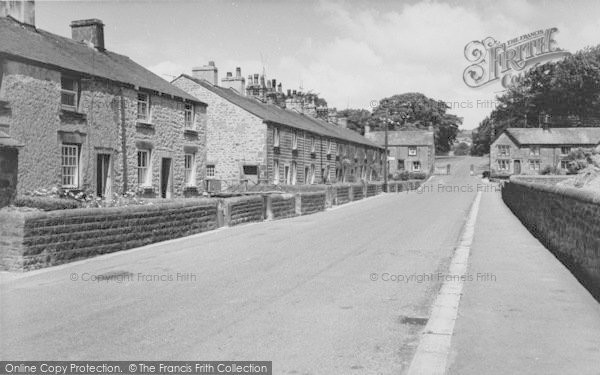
61;76;79;110
184;103;194;129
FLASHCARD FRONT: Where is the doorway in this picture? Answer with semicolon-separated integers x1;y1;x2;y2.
514;160;521;174
96;154;111;198
160;158;172;198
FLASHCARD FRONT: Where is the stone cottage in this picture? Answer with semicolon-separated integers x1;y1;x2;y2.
172;66;384;189
365;129;435;176
0;2;207;201
490;127;600;176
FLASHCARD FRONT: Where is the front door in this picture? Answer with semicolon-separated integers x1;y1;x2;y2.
96;154;111;198
514;160;521;174
160;158;172;198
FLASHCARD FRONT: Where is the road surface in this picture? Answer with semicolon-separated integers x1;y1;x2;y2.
1;157;483;374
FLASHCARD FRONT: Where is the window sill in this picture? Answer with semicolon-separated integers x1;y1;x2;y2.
60;108;87;122
136;122;155;131
184;129;198;137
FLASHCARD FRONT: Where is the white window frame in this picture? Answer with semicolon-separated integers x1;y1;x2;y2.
273;127;280;147
291;161;297;185
137;150;151;187
408;146;417;156
326;139;332;155
284;164;291;185
310;164;315;184
184;153;195;186
137;92;150;121
529;146;540;156
184;103;194;129
324;165;330;183
310;136;316;153
273;159;280;184
412;161;421;172
560;160;569;169
292;130;298;150
529;159;541;171
206;164;216;178
497;159;510;171
560;146;571;155
498;145;510;156
61;76;78;111
61;144;80;188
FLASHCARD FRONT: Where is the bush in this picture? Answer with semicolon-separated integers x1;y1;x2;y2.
408;172;428;180
14;196;81;211
540;166;563;175
482;171;490;178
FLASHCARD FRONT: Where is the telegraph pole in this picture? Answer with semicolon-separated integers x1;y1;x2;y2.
383;118;389;192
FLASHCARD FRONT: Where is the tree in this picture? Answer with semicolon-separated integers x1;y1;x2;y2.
370;93;461;153
471;116;492;156
337;108;372;134
453;142;471;156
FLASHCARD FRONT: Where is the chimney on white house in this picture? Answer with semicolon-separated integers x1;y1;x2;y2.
192;61;218;85
0;0;35;27
221;66;245;94
70;19;105;51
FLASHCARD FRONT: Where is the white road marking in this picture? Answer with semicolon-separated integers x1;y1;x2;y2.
406;190;482;375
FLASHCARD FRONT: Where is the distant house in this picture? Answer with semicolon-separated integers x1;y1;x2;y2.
365;129;435;175
172;67;384;188
0;2;206;200
490;127;600;176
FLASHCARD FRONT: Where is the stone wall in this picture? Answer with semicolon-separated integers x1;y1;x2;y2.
502;180;600;298
352;183;364;200
268;193;296;219
296;191;326;215
221;195;264;226
509;175;571;185
334;185;351;205
0;200;219;271
366;182;384;197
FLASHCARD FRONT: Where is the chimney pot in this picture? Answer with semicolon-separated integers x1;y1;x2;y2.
226;72;232;78
235;67;241;77
70;18;105;50
209;61;215;66
192;61;218;85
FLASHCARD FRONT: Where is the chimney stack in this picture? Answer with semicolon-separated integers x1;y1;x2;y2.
70;19;105;51
221;66;245;94
235;67;241;78
192;61;218;85
0;0;35;27
254;74;259;85
277;83;282;93
226;72;232;78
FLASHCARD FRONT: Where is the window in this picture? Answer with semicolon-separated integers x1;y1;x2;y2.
326;139;332;154
137;92;150;121
61;76;78;110
560;160;570;169
273;127;280;147
497;159;510;171
243;165;258;175
292;130;298;150
291;161;297;185
284;165;291;185
397;159;405;170
529;159;541;171
310;136;316;153
561;146;571;155
184;103;194;129
304;166;310;184
137;150;151;186
323;166;330;183
408;146;417;156
338;144;344;156
529;146;540;156
273;160;280;184
61;144;79;188
412;161;421;171
498;145;510;156
206;164;215;178
184;153;195;186
310;164;315;184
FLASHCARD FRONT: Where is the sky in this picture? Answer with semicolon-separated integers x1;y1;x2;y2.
34;0;600;129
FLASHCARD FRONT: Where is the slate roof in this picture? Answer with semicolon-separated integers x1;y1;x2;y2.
176;74;382;149
0;17;201;103
504;127;600;145
365;130;435;146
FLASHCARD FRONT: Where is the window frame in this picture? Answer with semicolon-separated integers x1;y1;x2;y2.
412;161;421;172
326;139;332;155
497;159;510;171
292;130;298;150
137;149;151;187
205;164;216;179
61;144;80;188
529;146;540;156
310;136;316;153
560;146;571;155
498;144;510;156
408;146;417;156
273;127;280;147
60;76;79;111
273;159;280;184
137;92;150;122
528;159;541;171
184;153;195;186
184;103;195;130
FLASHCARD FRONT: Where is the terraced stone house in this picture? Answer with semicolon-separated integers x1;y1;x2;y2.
172;67;384;189
490;127;600;176
0;2;207;201
365;129;435;176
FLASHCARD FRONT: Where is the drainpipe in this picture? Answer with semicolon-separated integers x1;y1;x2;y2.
120;87;128;194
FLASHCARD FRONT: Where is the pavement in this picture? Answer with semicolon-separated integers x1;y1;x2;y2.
446;177;600;374
1;155;599;375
